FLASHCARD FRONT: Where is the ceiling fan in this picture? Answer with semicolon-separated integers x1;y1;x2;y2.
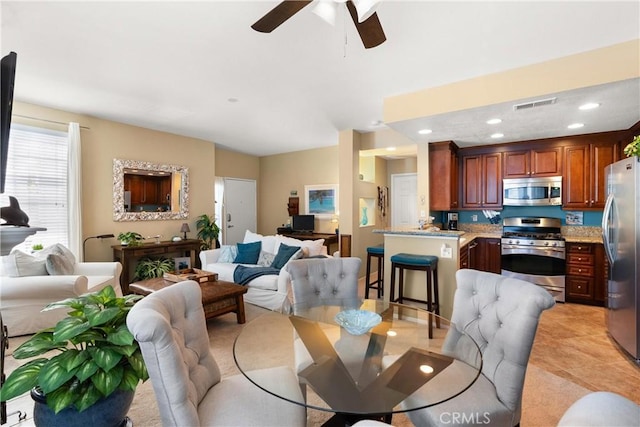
251;0;386;49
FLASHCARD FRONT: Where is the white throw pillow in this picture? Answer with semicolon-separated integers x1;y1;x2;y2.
243;230;277;254
257;251;276;267
46;253;75;275
218;245;238;263
6;251;47;277
275;235;325;257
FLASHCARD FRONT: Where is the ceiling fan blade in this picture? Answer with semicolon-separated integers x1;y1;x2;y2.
251;0;314;33
346;0;386;49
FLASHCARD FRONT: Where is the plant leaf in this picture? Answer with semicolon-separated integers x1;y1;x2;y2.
38;355;78;394
127;351;149;381
0;359;47;401
88;346;122;372
120;367;142;391
73;383;102;412
53;317;91;342
91;366;123;396
75;359;99;382
12;331;63;359
108;324;134;346
86;306;120;327
47;383;77;414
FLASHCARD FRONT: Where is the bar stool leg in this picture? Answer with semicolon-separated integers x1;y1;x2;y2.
365;252;373;299
390;262;397;303
433;265;440;328
398;267;405;304
376;256;383;298
426;267;434;339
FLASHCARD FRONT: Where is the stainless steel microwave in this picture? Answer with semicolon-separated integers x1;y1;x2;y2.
503;176;562;206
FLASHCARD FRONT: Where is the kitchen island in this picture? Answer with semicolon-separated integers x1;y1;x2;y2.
373;228;465;319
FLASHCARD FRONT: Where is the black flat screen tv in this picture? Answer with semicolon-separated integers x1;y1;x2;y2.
1;52;17;194
292;215;315;233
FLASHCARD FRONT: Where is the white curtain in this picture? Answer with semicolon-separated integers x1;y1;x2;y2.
68;122;83;260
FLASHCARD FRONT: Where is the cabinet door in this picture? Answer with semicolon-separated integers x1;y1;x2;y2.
459;245;469;269
462;155;482;208
563;145;590;209
589;142;618;208
429;142;459;210
503;150;530;178
160;177;172;205
126;175;145;205
467;240;479;269
531;147;562;176
482;153;502;208
484;238;502;274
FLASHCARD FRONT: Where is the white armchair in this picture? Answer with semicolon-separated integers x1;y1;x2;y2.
0;260;122;337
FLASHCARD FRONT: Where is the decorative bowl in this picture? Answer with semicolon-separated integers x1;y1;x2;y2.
334;309;382;335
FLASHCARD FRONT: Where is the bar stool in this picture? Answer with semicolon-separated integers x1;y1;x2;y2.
365;244;384;299
389;253;440;337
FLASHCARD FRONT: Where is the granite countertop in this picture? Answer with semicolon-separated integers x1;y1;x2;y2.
372;227;465;238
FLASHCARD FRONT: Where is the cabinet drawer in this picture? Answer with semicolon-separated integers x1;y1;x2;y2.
567;244;593;254
567;253;594;265
567;265;594;277
132;247;167;256
567;277;594;298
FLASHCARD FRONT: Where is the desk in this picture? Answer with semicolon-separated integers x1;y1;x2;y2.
112;239;201;294
233;300;482;425
278;231;339;255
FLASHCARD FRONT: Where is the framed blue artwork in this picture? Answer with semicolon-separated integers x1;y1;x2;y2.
304;184;338;218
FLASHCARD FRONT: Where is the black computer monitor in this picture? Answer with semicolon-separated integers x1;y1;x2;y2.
292;215;315;233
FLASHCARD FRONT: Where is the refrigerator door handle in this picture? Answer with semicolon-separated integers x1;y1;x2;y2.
602;193;615;264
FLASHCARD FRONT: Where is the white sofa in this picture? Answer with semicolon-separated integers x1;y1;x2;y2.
0;244;123;337
199;231;328;312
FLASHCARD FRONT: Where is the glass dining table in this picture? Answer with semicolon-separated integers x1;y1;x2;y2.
233;299;483;424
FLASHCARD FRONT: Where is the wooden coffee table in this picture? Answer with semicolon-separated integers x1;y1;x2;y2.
129;277;248;324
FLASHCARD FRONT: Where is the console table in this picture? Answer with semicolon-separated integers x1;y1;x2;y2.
112;239;201;294
277;231;339;255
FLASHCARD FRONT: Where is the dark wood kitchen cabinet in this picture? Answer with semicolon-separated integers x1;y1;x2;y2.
124;174;171;205
503;146;562;178
462;238;499;273
429;141;459;211
563;139;619;210
476;237;501;274
461;153;502;209
566;242;606;306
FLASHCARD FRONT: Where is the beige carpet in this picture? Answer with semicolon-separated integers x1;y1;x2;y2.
4;302;591;427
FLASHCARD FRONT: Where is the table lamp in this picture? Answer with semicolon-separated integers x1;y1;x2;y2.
180;223;190;240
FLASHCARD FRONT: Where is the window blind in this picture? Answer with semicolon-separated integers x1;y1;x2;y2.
1;124;69;250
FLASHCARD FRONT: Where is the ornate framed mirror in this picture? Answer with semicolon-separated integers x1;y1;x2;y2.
113;158;189;221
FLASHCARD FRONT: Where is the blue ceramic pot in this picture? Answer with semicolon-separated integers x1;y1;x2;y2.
31;387;134;427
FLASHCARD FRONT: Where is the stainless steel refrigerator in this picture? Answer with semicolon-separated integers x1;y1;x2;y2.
602;157;640;362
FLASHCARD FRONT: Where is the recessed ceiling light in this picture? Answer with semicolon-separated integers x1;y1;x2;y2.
579;102;600;110
486;118;502;125
418;129;432;135
227;97;239;103
386;146;396;151
491;133;504;139
568;123;584;129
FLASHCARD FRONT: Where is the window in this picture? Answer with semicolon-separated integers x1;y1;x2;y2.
1;124;69;249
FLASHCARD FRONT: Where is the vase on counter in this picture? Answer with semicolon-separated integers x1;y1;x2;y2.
361;207;368;226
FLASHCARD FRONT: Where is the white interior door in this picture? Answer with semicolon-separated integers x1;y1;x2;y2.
222;178;256;245
391;173;417;228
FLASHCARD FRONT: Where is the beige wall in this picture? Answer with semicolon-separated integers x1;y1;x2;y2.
13;102;216;262
259;146;339;236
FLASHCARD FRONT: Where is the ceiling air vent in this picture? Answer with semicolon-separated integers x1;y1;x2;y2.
513;97;557;111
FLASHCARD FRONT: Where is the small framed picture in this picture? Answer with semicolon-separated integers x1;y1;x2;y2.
565;211;583;225
174;257;191;272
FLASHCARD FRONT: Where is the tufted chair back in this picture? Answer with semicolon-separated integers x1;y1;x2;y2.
286;257;361;309
444;269;555;423
127;280;221;426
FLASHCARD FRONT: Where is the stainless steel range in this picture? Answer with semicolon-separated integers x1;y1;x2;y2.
501;217;566;302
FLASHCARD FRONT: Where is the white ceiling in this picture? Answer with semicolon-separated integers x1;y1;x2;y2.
2;1;639;157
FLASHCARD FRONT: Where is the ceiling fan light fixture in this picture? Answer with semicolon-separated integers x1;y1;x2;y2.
353;0;380;23
313;0;338;25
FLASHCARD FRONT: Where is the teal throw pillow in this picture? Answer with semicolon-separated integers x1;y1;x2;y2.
234;241;262;264
271;243;302;269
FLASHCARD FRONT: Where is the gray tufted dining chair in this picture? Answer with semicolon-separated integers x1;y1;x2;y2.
401;268;555;427
127;280;306;427
286;257;361;311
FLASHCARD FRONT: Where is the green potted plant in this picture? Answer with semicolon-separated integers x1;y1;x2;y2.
134;257;174;280
623;135;640;158
196;214;220;250
0;286;148;426
117;231;144;247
